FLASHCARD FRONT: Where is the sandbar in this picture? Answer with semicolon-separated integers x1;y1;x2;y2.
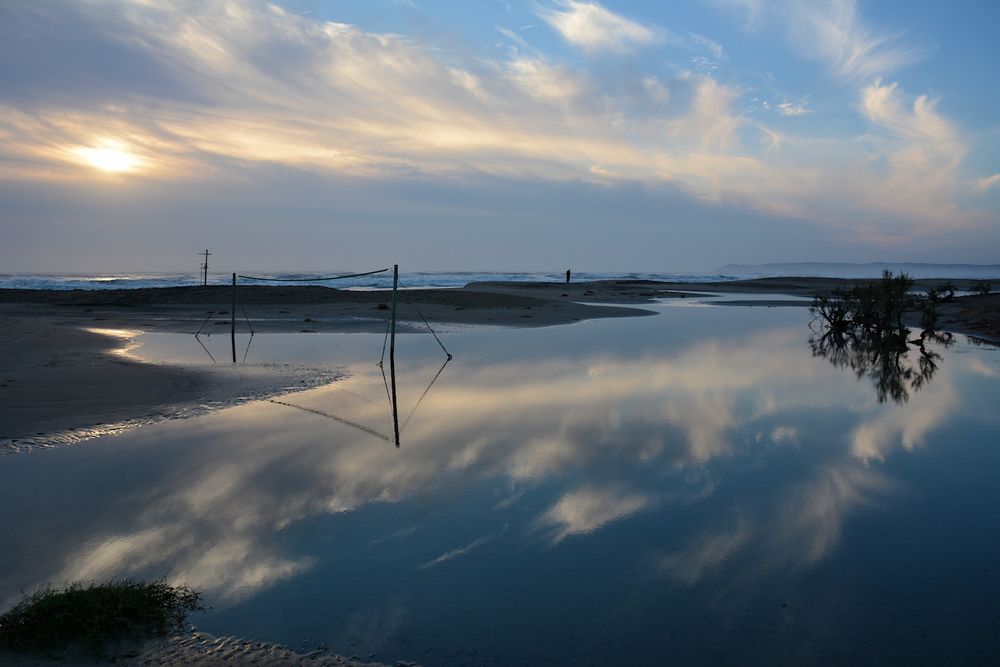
2;278;997;452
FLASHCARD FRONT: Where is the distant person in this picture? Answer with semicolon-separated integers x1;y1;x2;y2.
565;269;571;284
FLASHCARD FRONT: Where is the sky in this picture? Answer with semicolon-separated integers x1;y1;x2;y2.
1;0;998;273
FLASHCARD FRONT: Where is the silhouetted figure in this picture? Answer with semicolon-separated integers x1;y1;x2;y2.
565;269;571;284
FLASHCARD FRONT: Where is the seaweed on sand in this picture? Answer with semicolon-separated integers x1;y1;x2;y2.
0;579;204;657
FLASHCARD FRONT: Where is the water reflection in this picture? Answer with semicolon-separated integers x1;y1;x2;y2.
656;460;897;586
2;327;962;596
535;486;654;544
810;324;954;403
192;308;453;449
1;310;998;664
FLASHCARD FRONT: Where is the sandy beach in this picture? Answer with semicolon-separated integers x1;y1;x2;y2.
2;277;997;454
0;316;341;453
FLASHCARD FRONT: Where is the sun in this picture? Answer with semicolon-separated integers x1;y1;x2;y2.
74;142;141;173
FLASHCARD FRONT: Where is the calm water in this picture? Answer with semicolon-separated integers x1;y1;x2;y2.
2;302;999;664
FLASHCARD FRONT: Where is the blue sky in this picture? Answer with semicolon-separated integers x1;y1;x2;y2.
0;0;997;272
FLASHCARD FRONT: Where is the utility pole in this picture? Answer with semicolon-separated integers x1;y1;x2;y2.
199;249;211;286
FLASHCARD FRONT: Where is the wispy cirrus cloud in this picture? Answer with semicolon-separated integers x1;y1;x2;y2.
535;486;653;544
538;0;658;53
777;100;811;117
977;174;1000;192
855;78;968;227
688;32;726;60
787;0;926;82
714;0;925;82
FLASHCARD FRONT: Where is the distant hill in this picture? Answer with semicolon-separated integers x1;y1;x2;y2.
716;262;1000;279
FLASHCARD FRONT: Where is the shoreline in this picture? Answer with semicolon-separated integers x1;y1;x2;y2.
0;282;663;334
2;278;997;451
0;317;341;454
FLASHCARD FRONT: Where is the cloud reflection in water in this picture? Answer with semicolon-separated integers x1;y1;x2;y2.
0;322;977;611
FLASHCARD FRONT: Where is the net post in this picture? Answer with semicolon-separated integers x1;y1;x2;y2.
231;272;237;364
390;264;400;447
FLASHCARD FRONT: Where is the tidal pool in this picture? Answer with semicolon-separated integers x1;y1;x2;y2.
2;303;999;664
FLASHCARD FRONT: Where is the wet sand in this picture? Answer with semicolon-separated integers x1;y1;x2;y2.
0;630;397;666
0;317;341;453
2;276;992;333
0;282;661;334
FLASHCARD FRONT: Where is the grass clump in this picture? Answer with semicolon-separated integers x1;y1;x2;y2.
0;579;204;656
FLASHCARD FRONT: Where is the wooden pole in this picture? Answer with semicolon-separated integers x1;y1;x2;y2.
231;272;237;364
389;264;400;447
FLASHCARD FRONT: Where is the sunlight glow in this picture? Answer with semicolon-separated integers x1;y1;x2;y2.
75;143;140;173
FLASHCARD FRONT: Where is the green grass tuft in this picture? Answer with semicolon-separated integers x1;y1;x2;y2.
0;579;204;656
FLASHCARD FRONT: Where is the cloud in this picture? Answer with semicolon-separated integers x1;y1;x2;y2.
536;486;653;543
777;100;811;116
849;369;959;462
977;174;1000;192
655;459;898;585
770;425;800;443
496;25;536;54
788;0;925;81
419;527;507;568
538;1;657;52
657;518;750;584
505;56;589;101
715;0;925;82
688;32;726;59
706;0;973;238
855;79;968;225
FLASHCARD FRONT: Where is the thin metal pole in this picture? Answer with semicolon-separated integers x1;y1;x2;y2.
201;249;211;286
231;272;237;364
389;264;400;447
